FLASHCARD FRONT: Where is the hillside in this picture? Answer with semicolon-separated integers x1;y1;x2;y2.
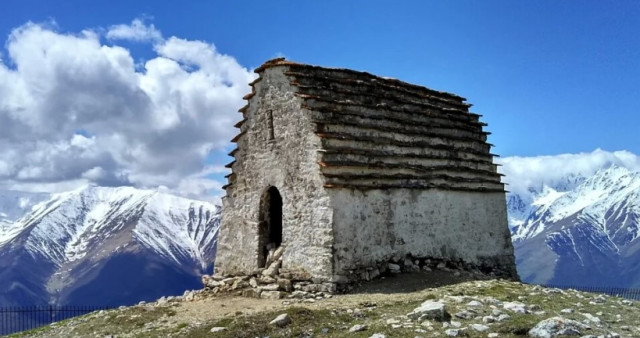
0;186;220;306
11;272;639;338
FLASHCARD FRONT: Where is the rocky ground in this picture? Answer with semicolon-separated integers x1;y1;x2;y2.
8;271;640;338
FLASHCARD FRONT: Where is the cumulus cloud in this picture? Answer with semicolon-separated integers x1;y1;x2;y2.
0;20;255;201
106;18;162;43
498;149;640;195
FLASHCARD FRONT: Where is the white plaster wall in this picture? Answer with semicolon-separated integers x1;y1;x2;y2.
216;67;334;280
330;188;516;278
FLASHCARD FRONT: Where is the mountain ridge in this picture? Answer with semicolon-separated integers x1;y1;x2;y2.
0;185;220;306
507;164;640;287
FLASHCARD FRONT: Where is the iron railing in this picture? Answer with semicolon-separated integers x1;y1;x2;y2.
540;284;640;300
0;305;111;336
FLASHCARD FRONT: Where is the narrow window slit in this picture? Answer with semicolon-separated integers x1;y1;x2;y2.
268;110;275;140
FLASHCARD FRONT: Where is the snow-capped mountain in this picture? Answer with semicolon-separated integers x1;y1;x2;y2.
506;165;640;287
0;186;220;306
0;190;49;229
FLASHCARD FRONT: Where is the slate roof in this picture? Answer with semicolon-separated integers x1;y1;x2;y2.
225;58;504;193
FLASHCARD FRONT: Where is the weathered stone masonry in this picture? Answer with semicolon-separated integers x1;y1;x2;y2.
214;58;518;294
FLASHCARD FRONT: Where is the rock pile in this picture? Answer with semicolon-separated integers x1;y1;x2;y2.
203;251;514;300
203;246;335;300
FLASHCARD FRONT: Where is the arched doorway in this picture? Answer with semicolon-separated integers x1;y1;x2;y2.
258;186;283;268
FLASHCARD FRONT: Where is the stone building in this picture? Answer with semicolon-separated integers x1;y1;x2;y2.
215;58;517;286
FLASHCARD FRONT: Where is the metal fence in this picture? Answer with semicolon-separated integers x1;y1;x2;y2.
538;284;640;300
0;305;111;336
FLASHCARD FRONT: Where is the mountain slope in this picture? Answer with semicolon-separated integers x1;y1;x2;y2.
0;186;220;306
507;165;640;287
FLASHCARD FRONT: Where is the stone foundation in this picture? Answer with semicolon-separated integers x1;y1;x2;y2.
207;245;336;300
203;252;516;300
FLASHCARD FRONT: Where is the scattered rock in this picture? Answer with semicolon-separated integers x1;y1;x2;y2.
269;313;291;327
503;301;527;314
496;313;511;322
466;300;483;308
369;334;386;338
156;296;167;305
582;312;601;324
470;323;489;332
210;327;226;332
454;310;475;319
444;328;467;336
407;301;450;321
349;324;367;332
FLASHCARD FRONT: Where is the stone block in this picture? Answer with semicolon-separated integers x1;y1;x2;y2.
242;289;262;298
260;291;283;300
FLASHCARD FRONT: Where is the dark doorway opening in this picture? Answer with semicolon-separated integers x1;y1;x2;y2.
258;186;283;268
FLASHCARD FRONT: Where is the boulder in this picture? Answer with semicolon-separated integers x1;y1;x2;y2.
407;301;450;321
272;246;285;261
388;263;401;274
528;316;588;338
241;289;261;298
503;301;528;314
260;291;283;300
259;276;276;284
470;324;489;332
444;328;467;337
262;260;282;277
348;324;367;332
260;284;280;292
454;310;476;320
269;313;291;327
277;278;293;292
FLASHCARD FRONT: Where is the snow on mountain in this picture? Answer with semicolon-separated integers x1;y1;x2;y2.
0;190;50;244
504;162;640;287
0;185;220;306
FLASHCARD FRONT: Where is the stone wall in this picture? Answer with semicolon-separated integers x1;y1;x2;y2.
216;66;334;280
329;189;517;282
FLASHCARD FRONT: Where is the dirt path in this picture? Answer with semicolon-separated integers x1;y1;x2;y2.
167;270;479;325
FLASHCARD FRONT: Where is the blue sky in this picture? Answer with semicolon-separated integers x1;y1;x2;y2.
1;1;639;197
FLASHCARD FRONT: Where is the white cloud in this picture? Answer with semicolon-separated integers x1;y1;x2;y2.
0;20;255;201
499;149;640;195
106;19;162;43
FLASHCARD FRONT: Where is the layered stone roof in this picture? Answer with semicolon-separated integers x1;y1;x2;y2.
225;58;504;193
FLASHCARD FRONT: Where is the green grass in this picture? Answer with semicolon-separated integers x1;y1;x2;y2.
10;281;640;338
